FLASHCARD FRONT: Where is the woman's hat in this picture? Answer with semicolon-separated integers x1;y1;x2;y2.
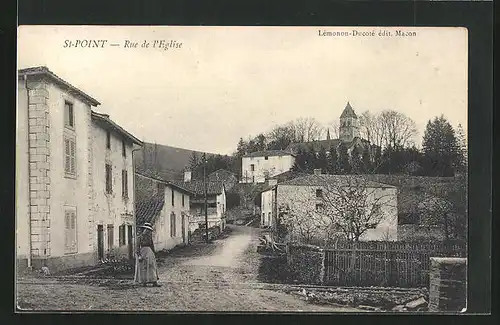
139;222;153;231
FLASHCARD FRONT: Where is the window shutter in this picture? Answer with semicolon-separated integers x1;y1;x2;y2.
64;139;70;173
65;211;70;251
70;140;76;174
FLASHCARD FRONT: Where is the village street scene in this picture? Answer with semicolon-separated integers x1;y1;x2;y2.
16;26;468;312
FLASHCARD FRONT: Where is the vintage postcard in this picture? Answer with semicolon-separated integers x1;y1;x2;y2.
16;26;468;312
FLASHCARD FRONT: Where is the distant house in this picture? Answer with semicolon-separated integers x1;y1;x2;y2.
171;172;227;232
208;169;238;191
16;66;142;272
135;172;195;251
261;171;398;242
241;150;296;184
287;102;375;157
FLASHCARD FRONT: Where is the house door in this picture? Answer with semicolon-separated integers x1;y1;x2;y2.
127;225;134;259
97;225;104;260
181;214;186;244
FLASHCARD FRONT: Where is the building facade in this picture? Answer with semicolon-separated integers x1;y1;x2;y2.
16;66;141;271
261;173;398;242
135;172;194;251
91;112;142;261
241;150;296;184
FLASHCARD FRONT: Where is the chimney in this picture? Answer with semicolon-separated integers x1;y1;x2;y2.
184;171;192;182
313;168;322;176
268;179;278;186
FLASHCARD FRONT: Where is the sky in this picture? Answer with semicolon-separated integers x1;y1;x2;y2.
18;26;468;155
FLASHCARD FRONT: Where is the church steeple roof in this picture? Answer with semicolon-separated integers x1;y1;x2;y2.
326;128;331;140
340;101;357;118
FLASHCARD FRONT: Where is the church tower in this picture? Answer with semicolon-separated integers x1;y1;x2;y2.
339;101;360;143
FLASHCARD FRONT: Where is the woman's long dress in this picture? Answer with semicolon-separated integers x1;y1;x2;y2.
134;233;159;284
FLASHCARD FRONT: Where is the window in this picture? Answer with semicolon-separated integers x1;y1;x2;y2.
182;194;185;207
122;170;128;198
122;140;126;158
64;209;77;254
107;224;114;250
316;189;323;198
64;136;76;177
252;176;255;183
64;101;74;128
170;212;176;237
250;164;255;171
315;203;324;211
264;156;269;160
105;164;112;194
171;189;175;206
119;225;125;246
106;131;111;149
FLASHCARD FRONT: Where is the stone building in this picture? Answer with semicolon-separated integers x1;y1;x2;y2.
16;66;141;271
240;150;296;184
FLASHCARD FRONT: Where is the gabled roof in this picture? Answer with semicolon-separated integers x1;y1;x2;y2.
243;150;295;158
170;180;224;196
340;101;357;118
91;111;143;146
18;66;100;106
136;192;165;226
135;171;196;196
279;174;396;189
287;137;371;153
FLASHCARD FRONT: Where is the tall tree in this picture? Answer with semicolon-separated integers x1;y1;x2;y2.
455;123;467;174
422;115;458;177
362;146;372;173
350;145;363;174
337;143;351;174
294;117;324;142
235;137;247;157
316;146;328;171
379;110;418;148
326;144;338;174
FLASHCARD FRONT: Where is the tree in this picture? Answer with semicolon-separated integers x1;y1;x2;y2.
294;117;324;142
266;123;296;150
350;145;363;174
379;110;418;149
417;176;467;241
422;115;459;176
326;144;338;174
328;120;340;140
279;175;396;243
292;148;307;172
362;146;372;173
455;124;467;174
235;137;247;157
337;143;351;174
315;145;328;171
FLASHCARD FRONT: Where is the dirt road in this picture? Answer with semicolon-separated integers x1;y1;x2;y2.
16;225;360;312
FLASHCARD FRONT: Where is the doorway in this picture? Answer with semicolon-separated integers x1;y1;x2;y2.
97;225;104;260
127;225;134;259
181;213;186;244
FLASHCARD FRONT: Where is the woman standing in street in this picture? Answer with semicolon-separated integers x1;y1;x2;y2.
134;222;161;287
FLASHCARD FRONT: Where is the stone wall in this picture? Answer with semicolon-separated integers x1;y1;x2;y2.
287;244;325;285
27;79;52;258
428;257;467;312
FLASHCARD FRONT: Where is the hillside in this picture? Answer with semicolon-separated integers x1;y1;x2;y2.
134;142;220;181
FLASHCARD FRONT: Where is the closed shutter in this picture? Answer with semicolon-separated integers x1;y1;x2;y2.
71;211;77;252
65;211;70;252
70;140;76;174
64;139;71;173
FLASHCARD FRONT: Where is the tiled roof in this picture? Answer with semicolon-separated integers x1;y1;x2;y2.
340;101;357;118
243;150;295;158
135;192;165;226
286;137;371;153
135;171;196;196
18;66;100;106
91;111;142;145
170;180;224;196
279;174;396;188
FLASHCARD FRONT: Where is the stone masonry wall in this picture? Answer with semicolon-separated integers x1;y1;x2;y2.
27;79;51;258
287;244;325;285
87;108;94;252
428;257;467;312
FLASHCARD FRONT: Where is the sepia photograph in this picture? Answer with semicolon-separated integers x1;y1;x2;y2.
16;26;468;312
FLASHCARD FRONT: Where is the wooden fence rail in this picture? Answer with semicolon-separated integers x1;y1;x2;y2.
288;241;466;288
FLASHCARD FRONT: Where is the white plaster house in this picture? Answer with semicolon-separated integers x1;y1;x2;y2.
16;66;142;271
135;172;194;251
171;172;227;232
91;112;142;260
261;171;398;242
241;150;296;184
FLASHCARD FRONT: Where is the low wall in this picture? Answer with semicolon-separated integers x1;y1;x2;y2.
25;251;98;273
428;257;467;312
286;244;325;285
